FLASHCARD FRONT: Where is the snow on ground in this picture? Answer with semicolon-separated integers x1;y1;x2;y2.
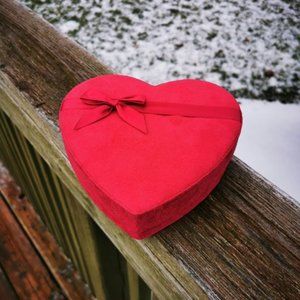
237;99;300;200
21;0;300;199
22;0;299;102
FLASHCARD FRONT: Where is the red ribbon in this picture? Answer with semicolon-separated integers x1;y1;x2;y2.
74;87;242;133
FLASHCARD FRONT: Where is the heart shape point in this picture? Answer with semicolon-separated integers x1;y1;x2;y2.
59;74;242;239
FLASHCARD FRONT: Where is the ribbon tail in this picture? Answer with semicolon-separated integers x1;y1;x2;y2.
116;104;147;134
74;106;112;130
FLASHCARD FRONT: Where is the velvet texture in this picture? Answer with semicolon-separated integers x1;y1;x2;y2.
59;75;242;239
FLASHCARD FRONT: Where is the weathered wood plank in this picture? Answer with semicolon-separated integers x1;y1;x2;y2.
0;266;18;300
0;192;64;299
0;0;299;298
0;161;95;300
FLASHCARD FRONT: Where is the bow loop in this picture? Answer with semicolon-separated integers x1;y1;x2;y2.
74;88;147;133
119;94;146;106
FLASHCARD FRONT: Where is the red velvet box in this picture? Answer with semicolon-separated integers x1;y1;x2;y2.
59;74;242;239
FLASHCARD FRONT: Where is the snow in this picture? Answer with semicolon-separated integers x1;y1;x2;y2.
22;0;299;102
236;99;300;200
60;20;79;34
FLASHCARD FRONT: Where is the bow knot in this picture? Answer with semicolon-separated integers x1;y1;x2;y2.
74;88;148;133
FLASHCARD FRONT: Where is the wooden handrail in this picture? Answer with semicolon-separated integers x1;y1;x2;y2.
0;1;299;298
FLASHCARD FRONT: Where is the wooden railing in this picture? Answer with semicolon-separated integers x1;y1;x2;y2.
0;1;299;299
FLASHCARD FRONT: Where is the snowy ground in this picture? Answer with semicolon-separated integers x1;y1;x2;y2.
22;0;299;102
21;0;300;200
237;100;300;200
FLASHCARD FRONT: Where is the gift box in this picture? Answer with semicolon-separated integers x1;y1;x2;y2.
59;74;242;239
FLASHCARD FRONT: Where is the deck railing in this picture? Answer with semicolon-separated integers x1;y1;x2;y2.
0;1;299;299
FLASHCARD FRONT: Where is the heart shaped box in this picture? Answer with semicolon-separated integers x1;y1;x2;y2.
59;75;242;239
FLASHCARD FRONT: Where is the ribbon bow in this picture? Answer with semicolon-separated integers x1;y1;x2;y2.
74;87;242;134
74;88;148;133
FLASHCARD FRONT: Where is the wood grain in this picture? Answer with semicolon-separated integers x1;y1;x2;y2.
0;266;18;300
0;162;95;300
0;0;299;298
0;193;64;299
